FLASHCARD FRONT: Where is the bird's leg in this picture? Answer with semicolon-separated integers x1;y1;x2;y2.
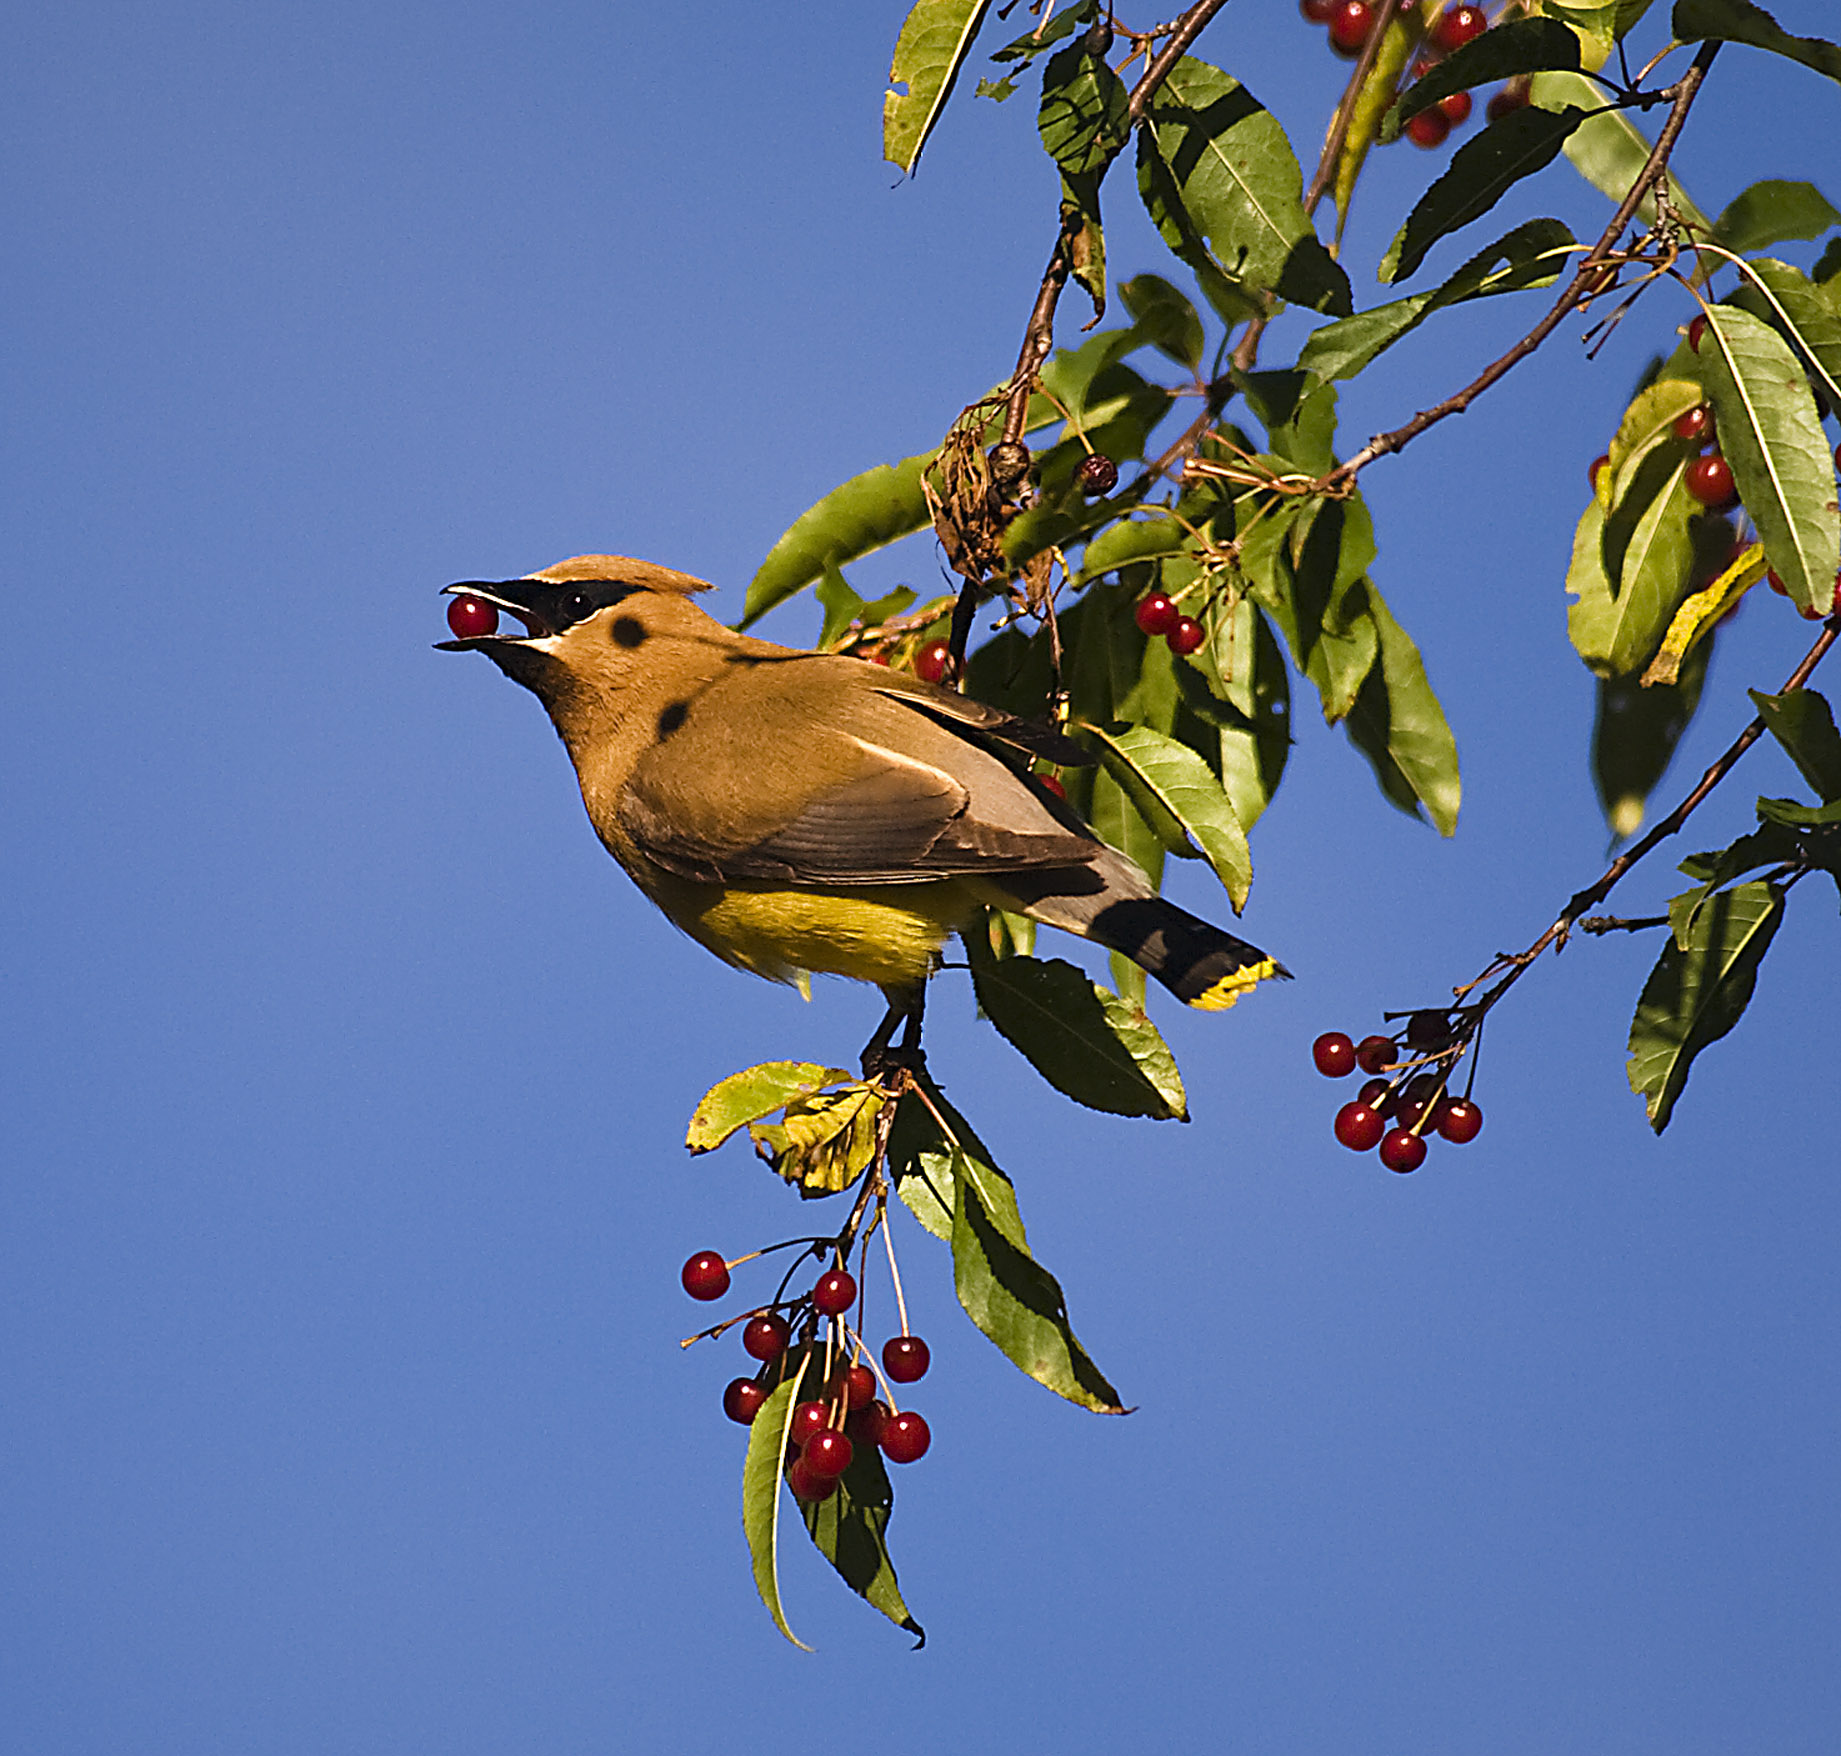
861;984;927;1081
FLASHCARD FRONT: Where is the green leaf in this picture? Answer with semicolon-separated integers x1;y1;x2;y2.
1381;105;1585;284
798;1418;923;1643
1749;687;1841;800
1529;72;1711;232
1672;0;1841;87
1119;274;1206;372
952;1149;1126;1412
1695;304;1841;615
1332;12;1416;226
1342;582;1461;834
1299;219;1575;381
1077;721;1253;909
1673;820;1800;940
1190;595;1291;831
1137;58;1351;316
1592;639;1711;838
1725;258;1841;417
686;1062;854;1153
1385;16;1583;139
1627;879;1784;1132
1756;795;1841;828
884;0;995;174
967;943;1189;1119
741;1369;811;1650
1605;465;1699;668
1712;179;1841;255
1039;40;1129;177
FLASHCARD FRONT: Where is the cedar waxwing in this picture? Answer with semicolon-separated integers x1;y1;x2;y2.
438;555;1285;1038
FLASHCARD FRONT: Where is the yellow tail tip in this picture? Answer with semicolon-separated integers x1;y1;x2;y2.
1189;957;1284;1012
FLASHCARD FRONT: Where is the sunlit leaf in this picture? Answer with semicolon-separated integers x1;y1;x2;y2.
750;1084;885;1196
1119;273;1206;372
1039;39;1128;177
884;0;995;174
1672;0;1841;88
990;0;1094;63
1639;540;1765;688
1712;179;1841;255
687;1062;854;1153
1332;12;1414;227
1627;879;1784;1133
741;1370;811;1650
1529;71;1711;232
1725;258;1841;416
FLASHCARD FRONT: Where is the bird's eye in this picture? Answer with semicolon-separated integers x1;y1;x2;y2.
560;589;595;624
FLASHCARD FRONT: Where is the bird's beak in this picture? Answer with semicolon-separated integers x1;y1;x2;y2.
434;579;557;650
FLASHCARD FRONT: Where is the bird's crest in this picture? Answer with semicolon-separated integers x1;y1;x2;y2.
528;554;712;594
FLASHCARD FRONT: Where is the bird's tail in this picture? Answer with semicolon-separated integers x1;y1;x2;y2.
1085;894;1289;1010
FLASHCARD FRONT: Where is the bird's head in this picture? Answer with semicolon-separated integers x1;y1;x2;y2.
436;554;716;702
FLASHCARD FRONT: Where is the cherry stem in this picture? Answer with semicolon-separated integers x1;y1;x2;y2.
881;1202;912;1339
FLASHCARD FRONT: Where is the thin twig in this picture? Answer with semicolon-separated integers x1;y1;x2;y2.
1301;0;1406;218
1322;39;1721;493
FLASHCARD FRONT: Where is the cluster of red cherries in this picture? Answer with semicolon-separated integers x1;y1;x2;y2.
1300;4;1524;147
1312;1014;1483;1172
682;1250;933;1501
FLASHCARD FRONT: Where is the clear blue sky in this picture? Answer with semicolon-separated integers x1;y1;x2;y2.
4;4;1837;1751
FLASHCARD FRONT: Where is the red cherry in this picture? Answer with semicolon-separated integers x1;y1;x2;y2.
445;593;499;639
1438;1099;1483;1144
1486;84;1529;122
1076;454;1120;497
813;1268;857;1316
882;1335;932;1383
1355;1035;1394;1075
848;1400;890;1449
790;1400;830;1446
1433;4;1487;52
1403;1072;1443;1105
881;1410;932;1464
1300;0;1339;20
1687;314;1710;352
1685;453;1737;509
1406;108;1451;149
1135;593;1179;636
742;1314;789;1362
1167;616;1206;656
1589;454;1610;493
913;639;952;684
803;1428;855;1479
1405;1010;1448;1047
1357;1077;1394;1114
1038;773;1067;800
1673;404;1714;445
1438;90;1473;125
1328;2;1375;57
868;648;892;665
1767;569;1788;595
681;1251;730;1301
1834;441;1841;473
1334;1102;1386;1152
1379;1128;1428;1173
787;1456;837;1501
831;1363;876;1411
723;1378;768;1425
1313;1031;1358;1077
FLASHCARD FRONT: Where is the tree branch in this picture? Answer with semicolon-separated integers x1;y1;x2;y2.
1301;0;1406;218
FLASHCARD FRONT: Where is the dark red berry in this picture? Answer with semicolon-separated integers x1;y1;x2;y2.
1438;1098;1483;1144
1834;441;1841;473
1357;1077;1395;1114
1589;454;1610;493
681;1251;730;1301
1334;1102;1386;1152
1038;773;1067;800
1673;404;1714;445
803;1428;855;1479
883;1335;931;1383
787;1456;837;1501
1328;2;1375;57
848;1400;891;1449
1301;0;1339;19
1433;5;1487;52
1768;569;1788;595
913;639;952;684
1077;454;1120;496
831;1363;876;1411
790;1400;830;1446
881;1410;932;1464
1687;314;1709;352
1403;1073;1443;1105
741;1314;789;1361
1167;616;1206;656
1355;1035;1394;1074
1439;90;1473;125
1313;1031;1358;1077
1396;1094;1451;1135
1134;593;1179;637
1685;453;1737;509
813;1269;857;1316
1379;1128;1428;1173
445;593;499;639
1486;84;1529;122
723;1378;768;1425
1405;1010;1448;1047
1406;108;1451;149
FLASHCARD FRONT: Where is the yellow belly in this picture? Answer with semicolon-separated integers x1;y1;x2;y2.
649;876;978;990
